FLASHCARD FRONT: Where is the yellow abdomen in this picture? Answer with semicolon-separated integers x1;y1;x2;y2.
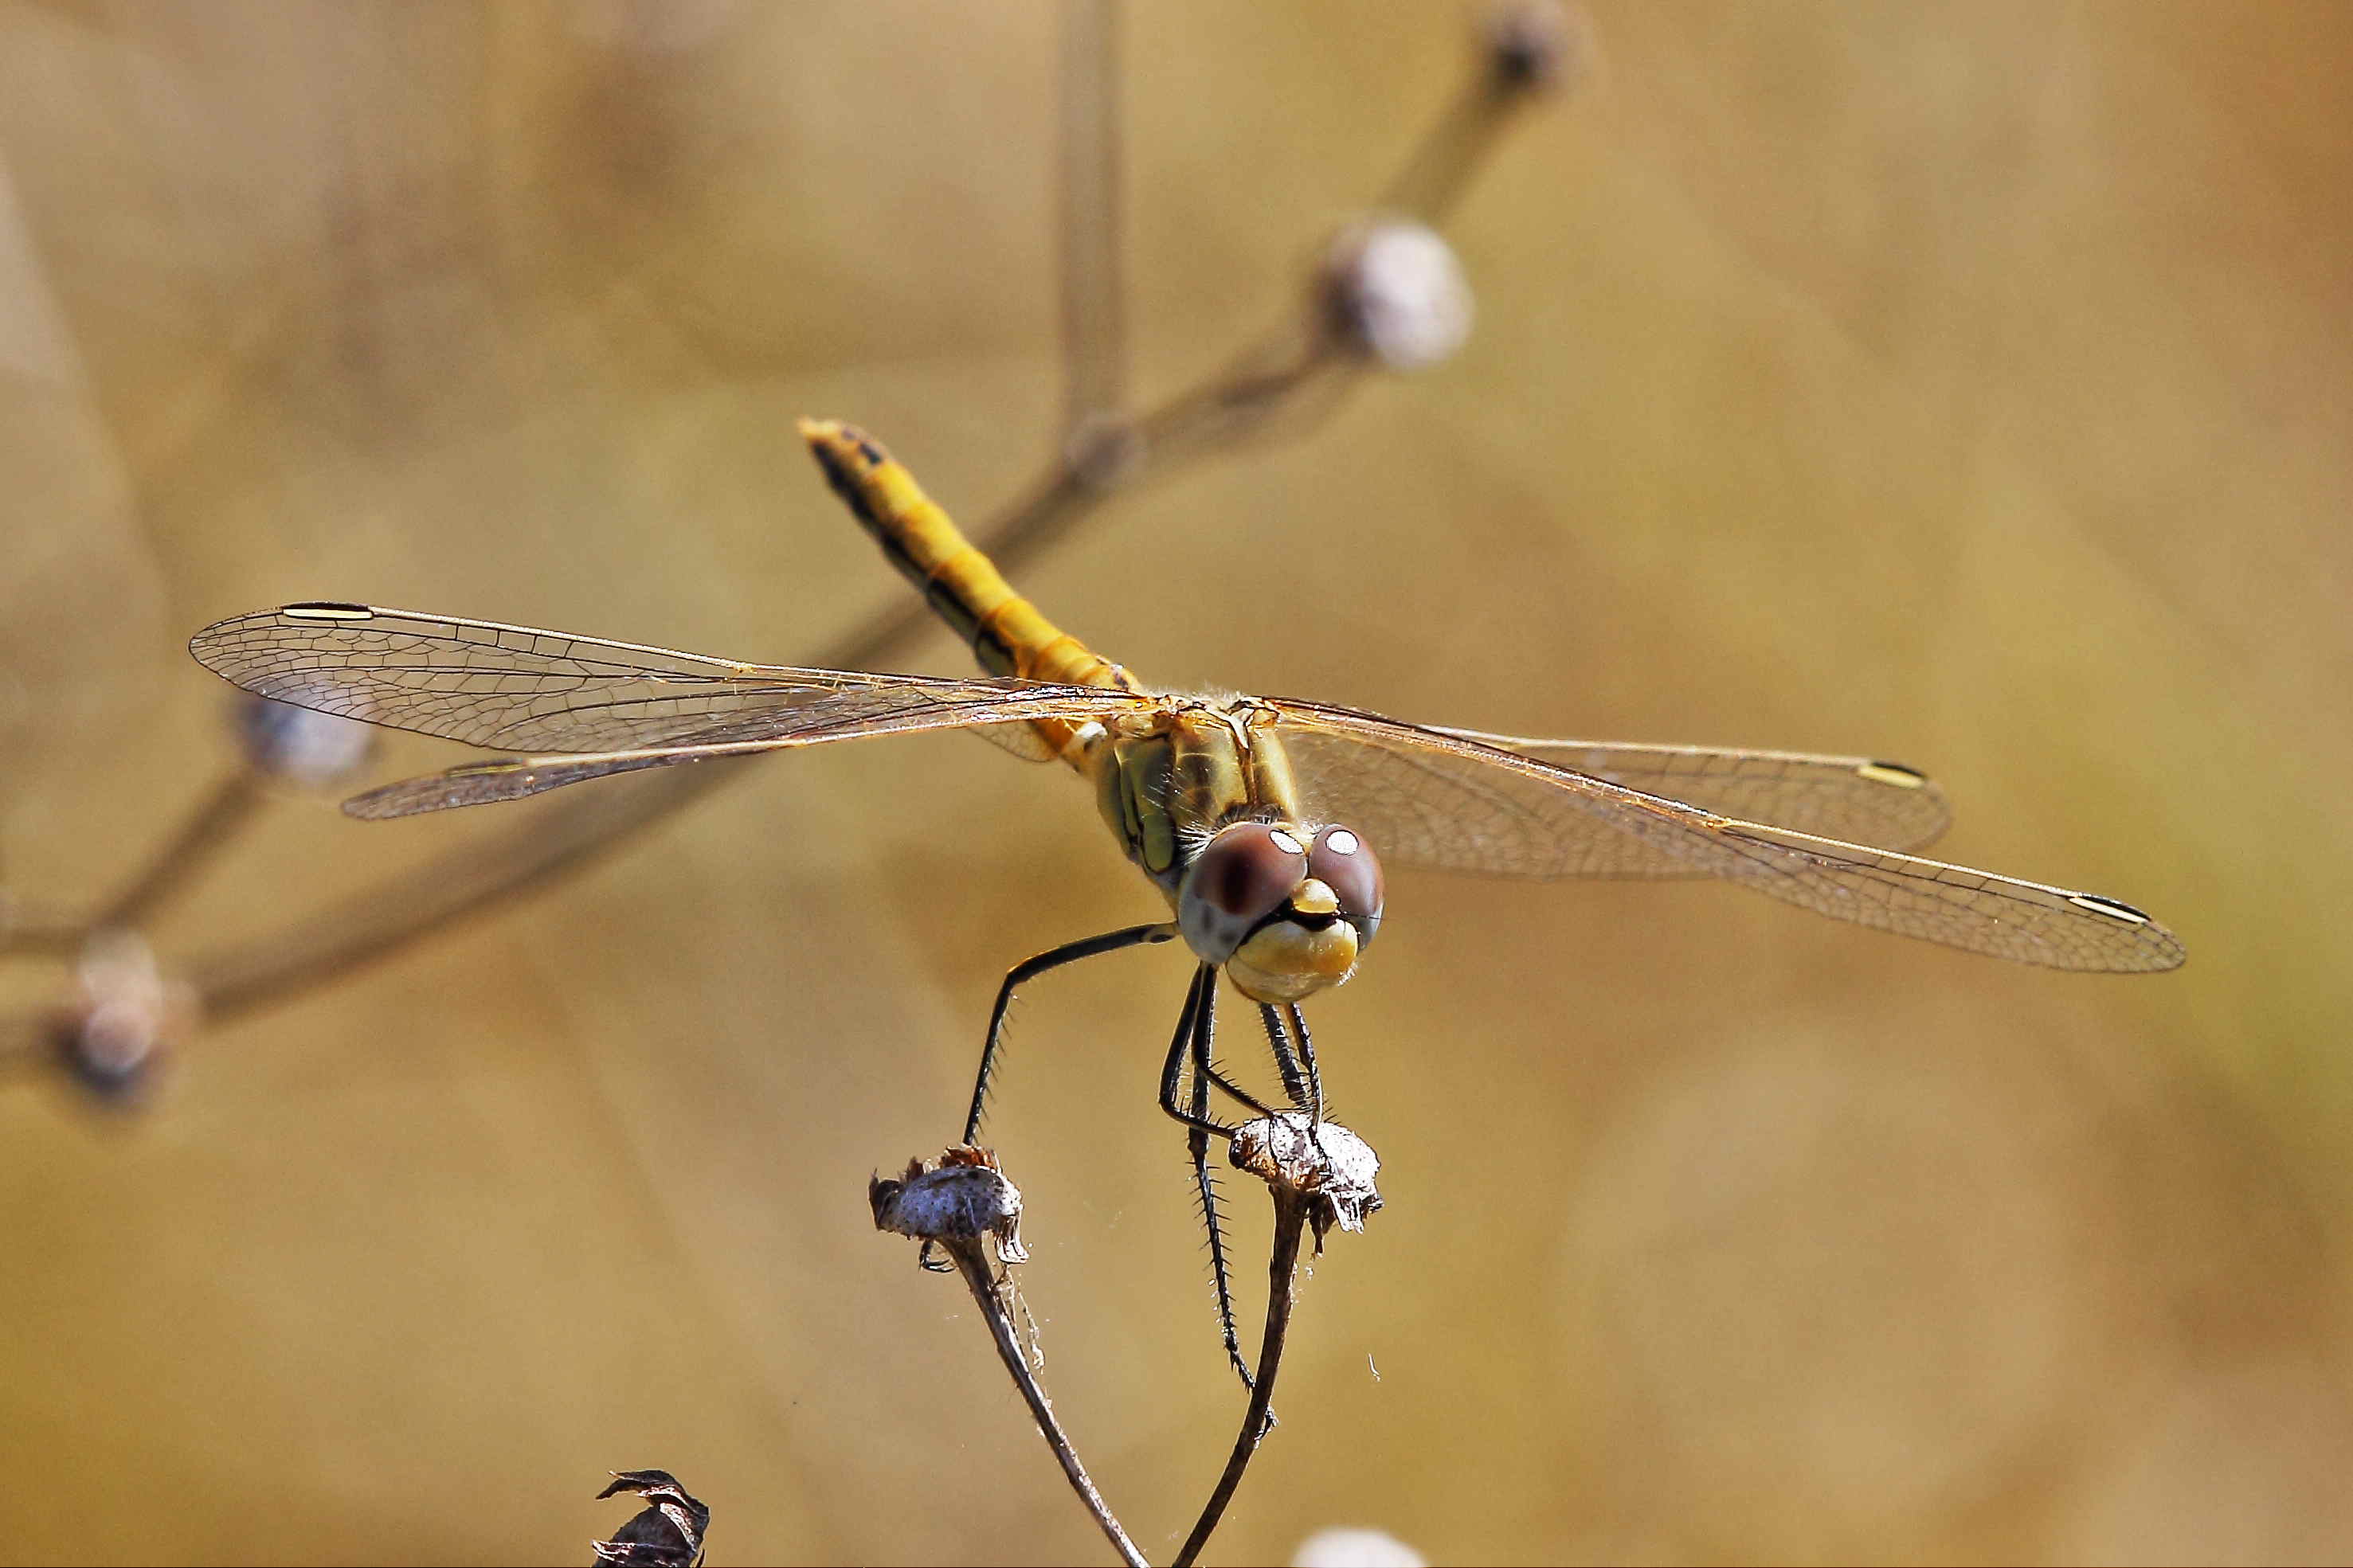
801;420;1139;761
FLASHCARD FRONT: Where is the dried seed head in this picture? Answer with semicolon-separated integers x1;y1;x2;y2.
592;1468;708;1568
48;931;191;1105
234;694;377;786
1320;220;1474;371
1229;1114;1382;1252
870;1144;1028;1264
1482;1;1593;95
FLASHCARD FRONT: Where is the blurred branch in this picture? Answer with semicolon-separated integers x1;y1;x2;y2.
0;891;85;959
1060;0;1126;445
89;772;264;934
1383;2;1591;224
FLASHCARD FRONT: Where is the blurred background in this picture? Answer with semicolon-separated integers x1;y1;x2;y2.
2;2;2350;1562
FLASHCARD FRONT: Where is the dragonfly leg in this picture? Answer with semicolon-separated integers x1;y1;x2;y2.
1157;964;1237;1139
1200;1061;1275;1119
920;922;1175;1274
1187;980;1255;1391
1284;1002;1325;1129
1259;1003;1310;1109
1268;999;1329;1162
963;922;1177;1144
1196;998;1274;1119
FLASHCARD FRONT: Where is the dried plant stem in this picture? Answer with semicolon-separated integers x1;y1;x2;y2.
94;771;264;936
1059;0;1125;440
0;904;84;958
1380;71;1530;225
942;1238;1147;1568
1173;1190;1307;1568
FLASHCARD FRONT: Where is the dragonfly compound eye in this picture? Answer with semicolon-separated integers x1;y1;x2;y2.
1180;822;1310;962
1310;823;1384;946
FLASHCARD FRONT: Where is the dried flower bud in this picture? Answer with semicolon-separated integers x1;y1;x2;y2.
870;1144;1028;1265
1483;1;1592;94
1229;1114;1381;1251
1320;220;1474;371
591;1469;709;1567
47;930;191;1105
235;694;378;787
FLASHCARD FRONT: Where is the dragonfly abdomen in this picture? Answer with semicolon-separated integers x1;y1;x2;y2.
801;419;1134;698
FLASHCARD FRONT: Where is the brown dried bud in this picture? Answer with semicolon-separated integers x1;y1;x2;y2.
870;1144;1028;1265
1483;1;1593;95
591;1468;708;1567
1229;1115;1382;1252
1320;220;1474;372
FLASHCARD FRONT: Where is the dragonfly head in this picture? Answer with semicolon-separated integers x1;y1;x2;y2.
1179;820;1385;1004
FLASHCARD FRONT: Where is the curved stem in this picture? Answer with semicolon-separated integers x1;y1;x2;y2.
944;1240;1148;1568
1173;1191;1307;1567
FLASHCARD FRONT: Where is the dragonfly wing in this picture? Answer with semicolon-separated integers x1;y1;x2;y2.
343;750;699;818
1421;729;1951;857
190;603;1153;818
339;681;1144;818
190;602;1067;752
1269;699;2183;972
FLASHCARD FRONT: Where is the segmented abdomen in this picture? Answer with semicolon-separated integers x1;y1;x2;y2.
801;420;1135;714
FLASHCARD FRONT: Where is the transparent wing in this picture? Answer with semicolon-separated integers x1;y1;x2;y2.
1419;729;1950;858
189;602;1156;818
1270;698;2182;972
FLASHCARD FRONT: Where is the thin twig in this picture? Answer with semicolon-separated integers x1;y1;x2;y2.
90;771;264;933
873;1149;1147;1567
1381;2;1589;225
0;901;86;959
1175;1115;1381;1567
1059;0;1125;444
944;1241;1147;1568
1174;1186;1306;1568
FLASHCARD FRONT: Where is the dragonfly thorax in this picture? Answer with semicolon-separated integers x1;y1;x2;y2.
1178;820;1385;1004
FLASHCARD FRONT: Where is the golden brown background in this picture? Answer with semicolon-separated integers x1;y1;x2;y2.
3;2;2350;1562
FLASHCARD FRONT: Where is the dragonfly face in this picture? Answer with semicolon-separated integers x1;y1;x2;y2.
1179;821;1385;1004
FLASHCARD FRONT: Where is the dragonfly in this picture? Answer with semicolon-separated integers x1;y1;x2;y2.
190;420;2183;1382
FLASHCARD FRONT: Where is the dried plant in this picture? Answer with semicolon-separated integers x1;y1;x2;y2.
1176;1116;1382;1567
591;1469;710;1568
873;1146;1147;1568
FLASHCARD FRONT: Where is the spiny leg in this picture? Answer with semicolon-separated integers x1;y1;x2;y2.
1259;1003;1310;1109
1187;973;1255;1391
1259;1000;1328;1164
1259;1003;1325;1128
1284;1001;1325;1130
1200;1059;1274;1120
922;922;1175;1272
1158;964;1235;1139
965;922;1176;1144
